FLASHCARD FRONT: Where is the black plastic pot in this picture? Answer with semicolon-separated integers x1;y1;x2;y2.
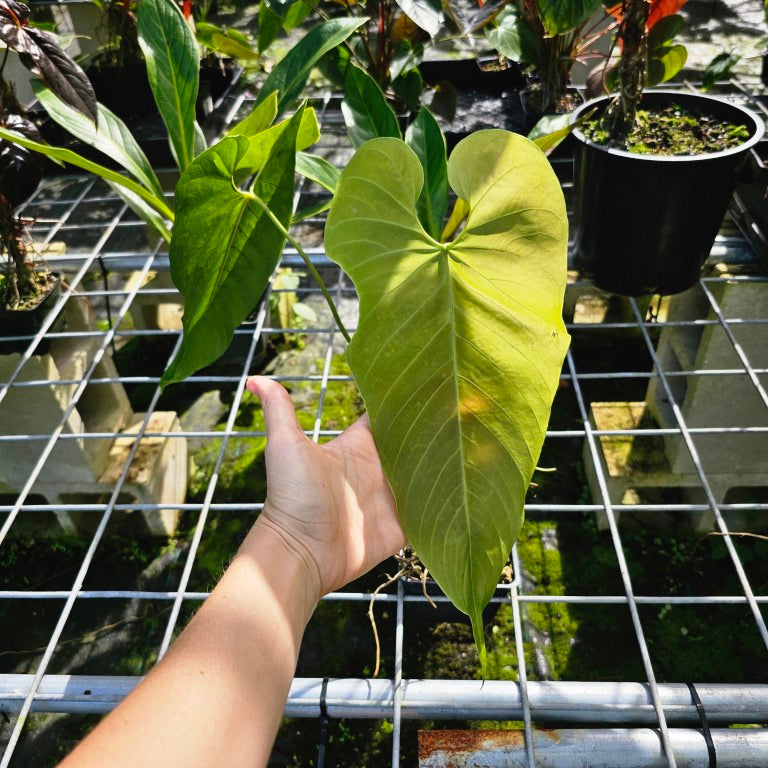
418;59;528;152
571;91;765;296
0;272;66;355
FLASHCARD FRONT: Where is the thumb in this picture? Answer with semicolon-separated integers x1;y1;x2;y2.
246;376;306;448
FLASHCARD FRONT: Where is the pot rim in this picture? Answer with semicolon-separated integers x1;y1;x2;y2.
571;89;766;162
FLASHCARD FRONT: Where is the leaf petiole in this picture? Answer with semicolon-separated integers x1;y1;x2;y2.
247;191;352;343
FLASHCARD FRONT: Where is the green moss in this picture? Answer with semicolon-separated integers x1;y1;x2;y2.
584;104;750;156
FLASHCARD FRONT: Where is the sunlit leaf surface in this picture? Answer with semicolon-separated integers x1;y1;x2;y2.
325;131;569;670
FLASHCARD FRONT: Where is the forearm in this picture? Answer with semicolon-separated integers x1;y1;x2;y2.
59;515;318;768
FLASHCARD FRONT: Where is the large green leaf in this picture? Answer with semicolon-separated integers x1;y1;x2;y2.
405;107;448;241
325;132;570;671
137;0;201;172
256;17;366;118
161;107;305;387
393;0;442;36
342;64;401;148
535;0;603;36
33;81;166;203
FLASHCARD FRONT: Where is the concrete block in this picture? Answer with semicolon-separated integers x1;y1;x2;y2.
585;401;765;531
125;270;183;331
646;282;768;478
0;298;134;500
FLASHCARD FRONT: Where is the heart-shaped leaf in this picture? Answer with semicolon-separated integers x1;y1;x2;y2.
161;106;307;388
325;131;569;671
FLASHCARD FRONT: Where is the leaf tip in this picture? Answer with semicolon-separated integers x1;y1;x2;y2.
471;610;490;680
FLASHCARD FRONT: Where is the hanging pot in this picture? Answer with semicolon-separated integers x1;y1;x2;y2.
0;271;66;355
571;91;765;296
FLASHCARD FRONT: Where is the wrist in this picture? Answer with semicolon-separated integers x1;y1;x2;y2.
240;511;323;620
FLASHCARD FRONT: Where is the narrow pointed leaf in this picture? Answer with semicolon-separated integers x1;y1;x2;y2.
33;81;166;202
405;107;448;240
296;152;340;192
137;0;201;172
0;126;174;220
325;131;570;671
256;17;366;118
342;63;401;148
227;91;279;138
107;183;172;243
161;107;305;387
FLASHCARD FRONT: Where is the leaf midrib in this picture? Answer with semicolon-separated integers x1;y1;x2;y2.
443;251;475;618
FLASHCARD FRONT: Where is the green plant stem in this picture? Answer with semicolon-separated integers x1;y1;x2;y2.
247;192;352;343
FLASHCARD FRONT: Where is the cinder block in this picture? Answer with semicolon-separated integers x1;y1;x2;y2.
646;282;768;478
125;270;183;331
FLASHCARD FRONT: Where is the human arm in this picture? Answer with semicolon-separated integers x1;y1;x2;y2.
59;376;405;768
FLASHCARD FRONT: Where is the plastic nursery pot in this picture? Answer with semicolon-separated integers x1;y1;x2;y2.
571;91;765;297
0;272;66;355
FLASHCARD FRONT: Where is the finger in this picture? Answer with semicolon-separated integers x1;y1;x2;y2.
246;376;306;446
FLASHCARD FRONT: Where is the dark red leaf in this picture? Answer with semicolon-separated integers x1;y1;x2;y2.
607;0;687;29
17;27;98;124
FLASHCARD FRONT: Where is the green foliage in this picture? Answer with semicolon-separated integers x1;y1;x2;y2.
535;0;604;36
404;108;448;241
701;51;741;92
196;22;259;61
161;107;308;388
137;0;203;172
393;0;443;36
341;64;402;148
255;17;367;119
325;131;570;672
485;6;543;68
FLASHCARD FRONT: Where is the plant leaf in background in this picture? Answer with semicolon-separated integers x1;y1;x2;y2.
325;131;570;672
161;106;307;388
392;0;442;37
257;1;283;52
405;108;447;241
33;82;166;203
701;50;741;92
485;6;543;68
295;152;340;191
535;0;604;36
342;64;401;148
196;22;259;60
256;17;367;118
0;125;174;220
137;0;201;172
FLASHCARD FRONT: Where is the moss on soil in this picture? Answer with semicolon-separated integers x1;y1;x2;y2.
584;104;750;155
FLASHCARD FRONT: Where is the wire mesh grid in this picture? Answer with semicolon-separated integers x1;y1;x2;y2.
1;78;767;767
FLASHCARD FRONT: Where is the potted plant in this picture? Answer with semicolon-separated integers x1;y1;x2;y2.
485;0;615;120
571;0;766;296
0;0;97;353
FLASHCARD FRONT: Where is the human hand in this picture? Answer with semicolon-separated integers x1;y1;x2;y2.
244;376;406;604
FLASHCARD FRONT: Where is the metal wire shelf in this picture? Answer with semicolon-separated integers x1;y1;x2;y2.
1;76;768;767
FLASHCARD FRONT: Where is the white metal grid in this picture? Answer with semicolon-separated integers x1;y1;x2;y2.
0;80;767;767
